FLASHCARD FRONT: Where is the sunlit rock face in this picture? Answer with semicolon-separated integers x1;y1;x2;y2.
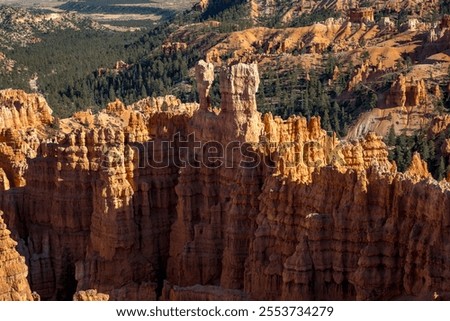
0;63;449;301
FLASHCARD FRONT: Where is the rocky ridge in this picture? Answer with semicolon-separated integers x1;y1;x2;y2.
162;2;450;140
0;61;449;300
0;5;102;48
202;0;440;24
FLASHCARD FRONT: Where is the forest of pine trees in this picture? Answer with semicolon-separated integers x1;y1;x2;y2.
254;55;378;137
0;2;253;117
386;127;450;180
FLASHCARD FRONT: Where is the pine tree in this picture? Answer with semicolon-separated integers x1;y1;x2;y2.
437;156;446;181
395;135;410;171
369;91;377;109
418;135;430;161
257;80;266;112
141;84;148;98
321;107;332;132
108;85;116;101
428;140;436;161
387;126;396;146
404;148;412;170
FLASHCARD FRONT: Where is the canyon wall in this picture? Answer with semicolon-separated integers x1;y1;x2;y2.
0;62;449;301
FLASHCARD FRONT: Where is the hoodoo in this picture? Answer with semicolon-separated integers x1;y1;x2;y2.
0;62;449;301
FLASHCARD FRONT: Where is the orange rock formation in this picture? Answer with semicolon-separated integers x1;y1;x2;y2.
0;62;449;301
73;289;109;301
385;75;428;108
349;7;375;24
0;211;33;301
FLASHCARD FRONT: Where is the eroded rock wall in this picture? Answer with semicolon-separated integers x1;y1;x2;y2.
0;63;449;301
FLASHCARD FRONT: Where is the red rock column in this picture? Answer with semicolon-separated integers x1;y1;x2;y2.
0;211;33;301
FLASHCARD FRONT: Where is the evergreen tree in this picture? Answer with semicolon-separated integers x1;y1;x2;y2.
321;107;332;132
437;156;446;181
141;84;148;98
331;101;341;134
418;135;430;161
108;85;116;101
395;134;409;171
386;126;396;146
368;91;378;109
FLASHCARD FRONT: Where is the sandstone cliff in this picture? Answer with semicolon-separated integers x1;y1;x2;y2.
0;89;53;130
0;61;449;301
0;89;53;188
347;74;432;139
0;211;33;301
385;75;427;108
